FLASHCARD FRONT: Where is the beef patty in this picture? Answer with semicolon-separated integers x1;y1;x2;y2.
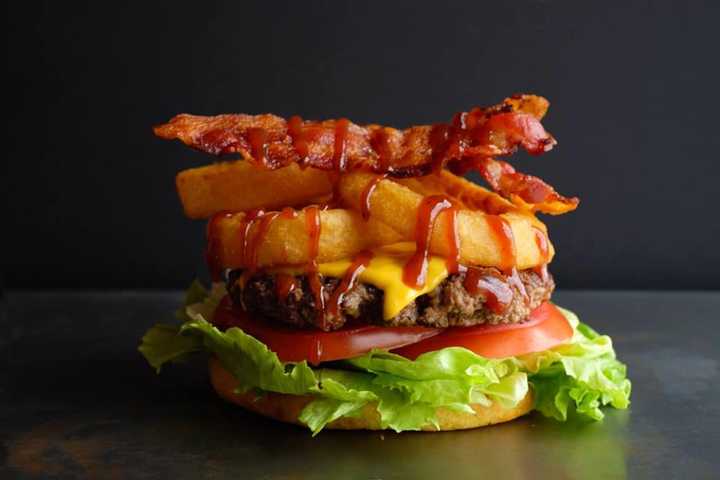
227;267;555;331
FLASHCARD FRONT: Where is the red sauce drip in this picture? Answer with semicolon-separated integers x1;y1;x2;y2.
327;250;374;318
428;113;466;172
359;174;387;220
236;209;265;266
533;227;549;263
246;128;269;166
532;227;550;281
485;214;516;273
280;207;297;219
275;273;298;300
534;264;549;282
371;129;392;172
463;268;514;314
304;206;326;327
403;195;455;289
428;124;450;171
333;118;350;171
443;206;460;274
206;211;234;281
244;211;280;270
287;115;310;163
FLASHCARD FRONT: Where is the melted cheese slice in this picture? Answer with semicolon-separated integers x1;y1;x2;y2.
317;242;449;319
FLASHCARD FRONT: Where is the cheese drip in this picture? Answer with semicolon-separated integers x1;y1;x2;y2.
317;243;449;319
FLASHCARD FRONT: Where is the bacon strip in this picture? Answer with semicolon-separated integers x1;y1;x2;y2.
154;94;578;214
451;158;579;215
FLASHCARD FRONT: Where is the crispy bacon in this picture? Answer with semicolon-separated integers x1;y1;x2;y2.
154;94;577;214
451;158;579;215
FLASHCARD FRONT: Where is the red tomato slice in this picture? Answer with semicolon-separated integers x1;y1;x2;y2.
212;296;442;365
392;302;573;359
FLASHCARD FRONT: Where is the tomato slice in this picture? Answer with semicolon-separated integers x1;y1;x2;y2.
392;302;573;359
212;296;442;365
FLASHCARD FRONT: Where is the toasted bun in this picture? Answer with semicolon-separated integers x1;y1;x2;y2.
209;356;533;431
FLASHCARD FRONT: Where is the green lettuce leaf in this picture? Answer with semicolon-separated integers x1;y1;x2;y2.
518;307;632;421
138;283;631;433
138;323;204;373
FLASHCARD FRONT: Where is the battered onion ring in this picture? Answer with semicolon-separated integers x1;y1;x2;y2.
212;208;403;269
339;172;554;270
210;174;552;270
176;161;333;219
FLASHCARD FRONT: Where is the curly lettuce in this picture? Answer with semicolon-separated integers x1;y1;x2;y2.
139;283;630;434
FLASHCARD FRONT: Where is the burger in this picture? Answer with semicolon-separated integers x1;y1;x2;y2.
139;94;630;433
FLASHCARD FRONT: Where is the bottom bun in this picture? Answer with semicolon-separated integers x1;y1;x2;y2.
209;356;534;431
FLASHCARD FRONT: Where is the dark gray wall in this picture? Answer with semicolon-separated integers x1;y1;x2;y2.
6;1;720;289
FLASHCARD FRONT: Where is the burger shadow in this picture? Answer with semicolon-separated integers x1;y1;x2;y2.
6;341;630;480
5;348;630;480
197;399;630;480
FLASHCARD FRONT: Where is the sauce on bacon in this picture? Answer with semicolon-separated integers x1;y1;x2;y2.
287;115;310;162
428;112;467;173
327;250;374;318
333;118;350;171
246;128;269;167
403;195;457;289
370;128;393;172
155;97;579;214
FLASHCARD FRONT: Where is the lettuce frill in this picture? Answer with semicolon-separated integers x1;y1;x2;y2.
139;282;630;433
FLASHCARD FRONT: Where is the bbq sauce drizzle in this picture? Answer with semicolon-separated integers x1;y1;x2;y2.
327;250;374;318
484;214;517;273
275;273;298;300
244;212;280;270
359;174;388;220
333;118;350;171
460;213;521;312
206;116;547;321
304;206;327;328
206;205;327;325
462;269;514;314
370;128;393;172
208;202;535;318
227;99;550;178
532;227;550;282
246;128;269;167
204;104;327;313
403;195;459;289
287;115;310;163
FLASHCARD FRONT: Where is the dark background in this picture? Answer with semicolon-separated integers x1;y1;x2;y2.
5;1;720;290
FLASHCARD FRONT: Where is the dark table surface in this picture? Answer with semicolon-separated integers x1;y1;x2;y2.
2;290;719;479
